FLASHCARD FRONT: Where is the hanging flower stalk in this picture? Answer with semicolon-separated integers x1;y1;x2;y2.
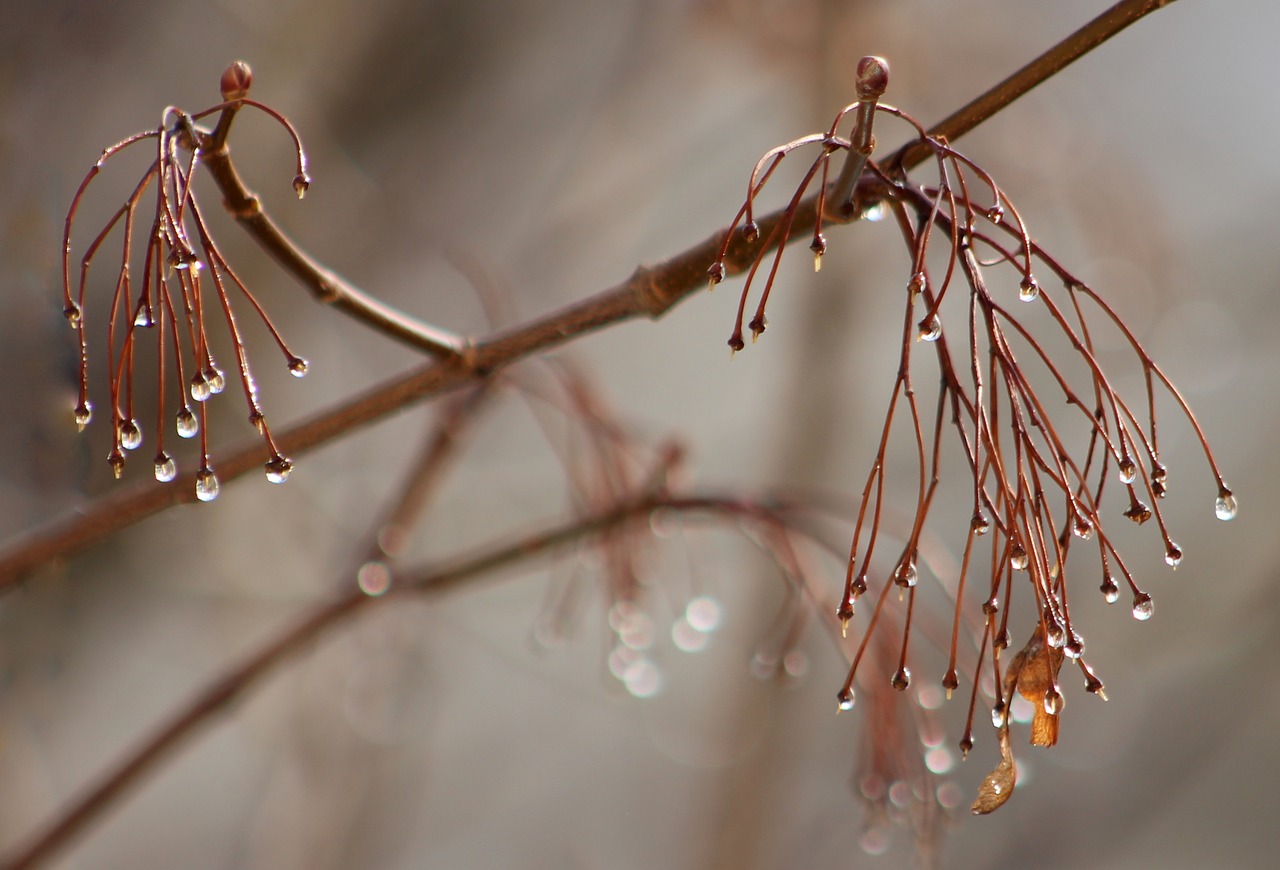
710;56;1235;811
62;61;310;501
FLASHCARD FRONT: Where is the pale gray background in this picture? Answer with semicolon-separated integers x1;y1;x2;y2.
1;1;1276;868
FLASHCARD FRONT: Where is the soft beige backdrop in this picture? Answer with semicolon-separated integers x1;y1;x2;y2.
1;1;1275;868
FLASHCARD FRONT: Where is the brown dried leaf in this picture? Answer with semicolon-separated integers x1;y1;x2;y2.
1010;626;1065;747
971;728;1017;815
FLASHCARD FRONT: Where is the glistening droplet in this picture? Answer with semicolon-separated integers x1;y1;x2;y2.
1164;543;1183;568
1042;687;1063;715
991;702;1008;729
190;374;211;402
971;513;990;536
1118;457;1137;485
918;316;942;342
293;174;310;199
1010;544;1028;571
288;357;309;378
64;302;82;327
860;201;887;222
1018;275;1040;302
206;367;226;395
74;401;93;432
1215;490;1238;521
176;408;198;438
837;688;856;712
195;467;220;502
1100;574;1120;604
154;453;177;482
891;666;911;691
119;419;142;451
706;261;725;289
810;233;827;272
264;455;292;484
1131;592;1154;621
895;559;918;588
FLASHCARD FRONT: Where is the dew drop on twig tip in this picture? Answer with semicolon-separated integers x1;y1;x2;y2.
176;408;198;438
195;467;220;502
1215;490;1237;521
74;402;93;432
1131;592;1154;621
837;688;856;712
154;453;177;483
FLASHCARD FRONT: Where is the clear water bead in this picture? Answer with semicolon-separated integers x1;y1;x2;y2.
206;368;226;395
918;316;942;342
175;408;199;438
287;357;309;378
1010;544;1029;571
1118;457;1137;485
1043;688;1063;715
1164;543;1183;568
971;513;990;536
1215;490;1238;521
896;560;918;588
1018;276;1040;302
1101;575;1120;604
190;375;212;403
64;301;82;327
837;689;856;712
119;419;143;451
154;454;177;482
1131;592;1154;621
991;703;1008;729
264;455;292;484
195;468;220;502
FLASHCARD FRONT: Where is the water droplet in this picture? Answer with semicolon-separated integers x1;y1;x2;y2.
907;272;926;301
959;733;974;758
891;666;911;691
1064;632;1085;660
293;173;311;199
64;301;83;327
1046;621;1066;649
1124;501;1152;524
1084;669;1108;700
895;559;918;588
264;455;292;484
1072;516;1093;540
1164;543;1183;568
986;204;1004;224
153;453;177;482
1151;462;1168;498
837;688;856;712
108;448;125;479
1010;544;1028;571
991;702;1008;728
287;356;310;378
134;307;153;328
685;595;722;632
917;315;942;342
1118;457;1137;485
74;401;93;431
982;597;999;616
1018;275;1040;302
860;201;887;222
119;419;143;451
190;374;211;402
971;513;990;536
810;233;827;272
175;408;199;438
195;467;220;502
741;220;760;243
1215;490;1238;521
942;670;959;698
1100;574;1120;604
205;367;226;395
1131;592;1154;621
1042;687;1063;715
706;261;725;289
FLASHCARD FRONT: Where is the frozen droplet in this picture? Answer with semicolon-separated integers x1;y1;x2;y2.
684;595;722;632
107;448;125;480
1164;543;1183;568
810;233;827;272
74;401;93;432
195;467;220;502
860;201;887;222
706;261;725;289
1042;688;1063;715
1010;544;1028;571
918;315;942;342
1018;275;1040;302
837;688;856;712
153;453;177;483
206;367;226;395
175;408;198;438
190;374;211;402
1100;574;1120;604
264;455;292;484
971;513;990;536
1215;490;1237;521
1118;457;1137;485
891;666;911;691
1124;501;1152;524
1131;592;1154;621
287;356;309;378
119;419;142;451
293;173;310;199
64;301;83;327
895;559;918;588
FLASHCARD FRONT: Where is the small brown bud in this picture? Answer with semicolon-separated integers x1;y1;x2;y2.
855;56;890;101
220;61;253;101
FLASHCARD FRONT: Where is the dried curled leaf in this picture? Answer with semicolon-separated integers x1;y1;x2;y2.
971;727;1017;815
1007;626;1065;747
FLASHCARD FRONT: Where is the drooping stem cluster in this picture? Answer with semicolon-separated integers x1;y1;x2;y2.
62;62;310;499
711;55;1233;808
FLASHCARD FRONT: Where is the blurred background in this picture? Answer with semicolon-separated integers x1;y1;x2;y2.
1;0;1277;867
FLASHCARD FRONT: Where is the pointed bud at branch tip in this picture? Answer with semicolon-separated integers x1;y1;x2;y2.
220;61;253;101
